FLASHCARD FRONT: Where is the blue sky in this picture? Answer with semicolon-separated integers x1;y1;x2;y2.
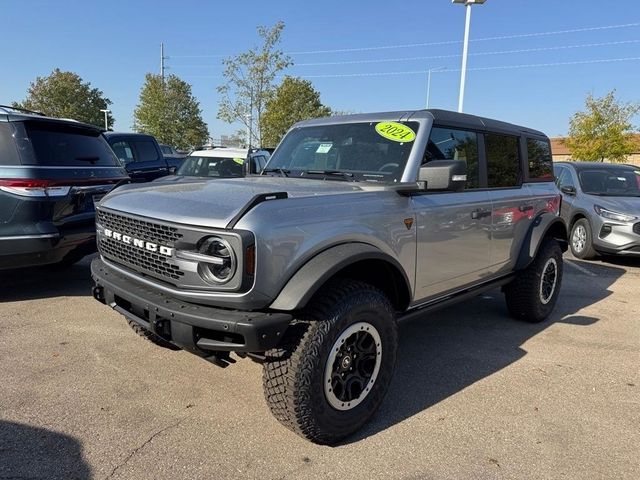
1;0;639;139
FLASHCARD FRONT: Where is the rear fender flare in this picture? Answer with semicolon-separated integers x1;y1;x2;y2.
515;214;568;270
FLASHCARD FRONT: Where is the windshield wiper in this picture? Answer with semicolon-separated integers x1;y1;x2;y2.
262;168;290;177
303;170;356;182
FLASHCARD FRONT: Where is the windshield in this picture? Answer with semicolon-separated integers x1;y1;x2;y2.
578;166;640;197
177;156;245;177
264;121;419;182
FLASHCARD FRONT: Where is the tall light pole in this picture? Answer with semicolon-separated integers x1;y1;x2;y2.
99;109;110;130
452;0;486;112
426;66;445;109
244;114;253;149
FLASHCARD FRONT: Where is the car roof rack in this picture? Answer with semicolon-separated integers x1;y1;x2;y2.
0;104;46;116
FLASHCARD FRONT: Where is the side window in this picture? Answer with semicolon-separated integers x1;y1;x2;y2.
424;127;479;189
133;141;160;162
110;140;135;164
553;166;565;187
558;168;575;189
527;138;553;181
485;133;521;188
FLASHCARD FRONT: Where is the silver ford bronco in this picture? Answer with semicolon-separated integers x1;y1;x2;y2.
92;109;567;444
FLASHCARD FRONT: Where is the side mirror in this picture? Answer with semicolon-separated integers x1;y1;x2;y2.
419;160;467;192
560;185;576;195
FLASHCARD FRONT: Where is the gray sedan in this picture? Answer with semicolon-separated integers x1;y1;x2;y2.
554;161;640;258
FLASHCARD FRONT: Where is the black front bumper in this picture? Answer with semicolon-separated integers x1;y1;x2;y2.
91;258;292;356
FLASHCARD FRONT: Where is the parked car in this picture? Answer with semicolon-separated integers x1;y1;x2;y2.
158;147;270;180
91;109;566;444
0;105;128;270
554;161;640;258
104;132;182;182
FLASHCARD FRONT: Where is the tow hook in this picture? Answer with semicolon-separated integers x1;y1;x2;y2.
92;285;105;304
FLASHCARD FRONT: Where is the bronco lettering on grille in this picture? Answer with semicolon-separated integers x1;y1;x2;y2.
103;228;174;256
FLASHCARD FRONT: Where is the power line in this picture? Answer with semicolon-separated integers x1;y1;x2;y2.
292;39;640;67
287;22;640;55
295;56;640;78
167;21;640;59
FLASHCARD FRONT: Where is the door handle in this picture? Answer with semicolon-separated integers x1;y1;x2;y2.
471;209;491;220
519;204;534;212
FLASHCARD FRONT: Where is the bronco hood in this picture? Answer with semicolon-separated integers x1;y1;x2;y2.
99;176;364;228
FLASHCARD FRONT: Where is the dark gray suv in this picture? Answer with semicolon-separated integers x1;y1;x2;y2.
0;106;128;269
91;109;567;444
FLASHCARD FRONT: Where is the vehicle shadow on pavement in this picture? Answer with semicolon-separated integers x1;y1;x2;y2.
0;420;92;479
344;259;627;444
0;255;94;303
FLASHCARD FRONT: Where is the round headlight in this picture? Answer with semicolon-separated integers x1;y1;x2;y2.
197;236;236;284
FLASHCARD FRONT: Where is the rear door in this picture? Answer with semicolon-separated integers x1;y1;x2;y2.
484;132;534;273
110;136;169;181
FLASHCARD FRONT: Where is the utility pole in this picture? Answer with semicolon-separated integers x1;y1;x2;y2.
160;42;168;83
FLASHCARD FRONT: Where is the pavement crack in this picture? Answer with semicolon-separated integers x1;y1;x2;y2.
105;417;184;480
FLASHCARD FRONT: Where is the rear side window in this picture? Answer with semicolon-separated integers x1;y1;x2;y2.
18;121;120;167
424;127;479;189
527;138;553;181
485;133;521;188
110;140;135;164
134;141;160;162
0;122;21;165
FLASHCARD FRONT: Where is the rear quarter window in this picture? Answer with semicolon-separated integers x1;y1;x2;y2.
133;140;160;162
17;121;120;167
0;122;21;165
527;138;554;182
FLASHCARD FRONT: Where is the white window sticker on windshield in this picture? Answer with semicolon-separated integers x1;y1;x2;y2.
316;143;333;154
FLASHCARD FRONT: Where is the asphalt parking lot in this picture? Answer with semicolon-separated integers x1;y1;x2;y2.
1;254;638;480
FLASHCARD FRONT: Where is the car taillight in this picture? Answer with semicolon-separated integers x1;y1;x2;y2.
0;179;70;197
0;178;125;197
547;194;561;215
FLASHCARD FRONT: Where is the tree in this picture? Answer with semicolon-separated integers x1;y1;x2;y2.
133;74;209;150
260;77;332;147
217;21;291;146
565;90;639;162
13;68;114;128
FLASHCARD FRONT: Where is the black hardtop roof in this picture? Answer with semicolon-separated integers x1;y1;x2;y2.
294;108;547;138
556;161;640;170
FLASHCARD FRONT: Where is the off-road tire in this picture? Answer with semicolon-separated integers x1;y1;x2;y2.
126;319;181;351
262;279;398;445
570;218;597;259
504;239;563;323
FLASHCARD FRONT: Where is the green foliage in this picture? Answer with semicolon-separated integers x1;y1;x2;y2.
13;68;113;128
133;74;209;150
260;77;332;147
217;21;292;146
565;90;639;162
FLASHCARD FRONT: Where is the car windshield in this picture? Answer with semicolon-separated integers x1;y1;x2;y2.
176;156;244;177
578;166;640;197
263;121;419;183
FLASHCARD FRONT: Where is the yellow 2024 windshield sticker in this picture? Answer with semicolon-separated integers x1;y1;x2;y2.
232;157;244;165
375;122;416;143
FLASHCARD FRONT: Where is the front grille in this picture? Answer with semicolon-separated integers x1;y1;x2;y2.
97;209;184;281
633;222;640;236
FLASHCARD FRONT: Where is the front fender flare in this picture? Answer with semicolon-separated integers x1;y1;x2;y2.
269;242;410;311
